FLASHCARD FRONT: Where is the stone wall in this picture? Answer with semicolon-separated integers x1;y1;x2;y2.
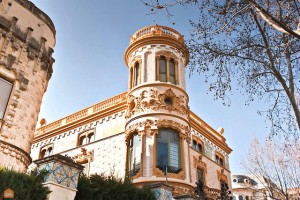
0;0;55;171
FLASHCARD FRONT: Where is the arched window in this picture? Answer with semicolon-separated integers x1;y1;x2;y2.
134;62;140;87
169;59;176;84
88;133;94;143
127;133;141;177
159;56;167;82
238;195;243;200
156;56;178;85
39;144;54;159
245;196;249;200
192;139;203;153
40;149;46;159
78;129;96;146
156;128;181;173
215;153;225;167
79;136;87;145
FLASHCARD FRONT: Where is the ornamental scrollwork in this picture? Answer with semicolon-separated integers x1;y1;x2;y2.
126;88;188;118
125;119;190;142
73;148;94;164
193;155;207;173
217;169;228;183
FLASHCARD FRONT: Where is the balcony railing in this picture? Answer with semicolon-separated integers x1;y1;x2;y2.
129;25;184;44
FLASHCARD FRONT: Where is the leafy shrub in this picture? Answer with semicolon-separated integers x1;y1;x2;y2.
0;168;50;200
75;174;156;200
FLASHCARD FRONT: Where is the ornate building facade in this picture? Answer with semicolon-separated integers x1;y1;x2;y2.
30;25;232;198
0;0;55;172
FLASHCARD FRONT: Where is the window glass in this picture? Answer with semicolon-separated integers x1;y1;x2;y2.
157;129;181;173
197;169;204;184
88;133;94;143
0;77;13;119
128;134;141;176
40;149;46;159
169;59;176;84
79;136;86;145
134;63;140;86
159;57;167;82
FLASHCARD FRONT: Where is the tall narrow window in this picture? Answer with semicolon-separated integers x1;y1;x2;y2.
169;59;176;84
156;128;181;173
128;134;141;176
159;57;167;82
197;169;204;184
0;77;13;119
133;62;140;87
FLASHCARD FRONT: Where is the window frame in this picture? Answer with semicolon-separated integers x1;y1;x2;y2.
77;129;95;147
156;53;178;85
127;133;142;177
39;143;54;159
156;128;181;174
215;151;225;167
0;77;13;120
191;136;204;154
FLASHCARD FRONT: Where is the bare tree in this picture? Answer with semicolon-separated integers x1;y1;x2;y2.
242;138;300;200
142;0;300;137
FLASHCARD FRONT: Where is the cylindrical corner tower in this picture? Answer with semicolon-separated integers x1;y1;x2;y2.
0;0;55;171
124;25;194;195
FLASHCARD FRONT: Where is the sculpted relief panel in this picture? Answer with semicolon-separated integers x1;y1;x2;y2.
126;88;188;119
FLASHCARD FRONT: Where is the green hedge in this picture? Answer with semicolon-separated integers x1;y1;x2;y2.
75;174;156;200
0;168;50;200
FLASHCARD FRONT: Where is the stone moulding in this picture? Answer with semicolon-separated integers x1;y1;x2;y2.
0;140;31;168
126;88;189;119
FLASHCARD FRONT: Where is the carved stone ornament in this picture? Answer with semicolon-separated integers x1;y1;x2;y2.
193;155;207;173
126;88;188;119
125;119;190;142
217;169;228;183
73;148;94;164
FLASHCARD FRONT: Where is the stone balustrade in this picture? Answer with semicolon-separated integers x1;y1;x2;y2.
36;92;127;135
129;25;184;44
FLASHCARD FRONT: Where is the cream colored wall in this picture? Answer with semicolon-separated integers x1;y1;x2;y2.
0;0;55;171
127;44;187;90
190;128;232;190
31;110;126;161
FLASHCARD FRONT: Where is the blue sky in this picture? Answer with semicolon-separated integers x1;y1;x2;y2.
30;0;269;173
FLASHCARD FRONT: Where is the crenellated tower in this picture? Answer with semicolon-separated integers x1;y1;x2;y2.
0;0;55;171
124;25;194;193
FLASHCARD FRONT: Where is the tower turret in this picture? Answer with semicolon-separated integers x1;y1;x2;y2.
124;25;194;194
0;0;55;171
